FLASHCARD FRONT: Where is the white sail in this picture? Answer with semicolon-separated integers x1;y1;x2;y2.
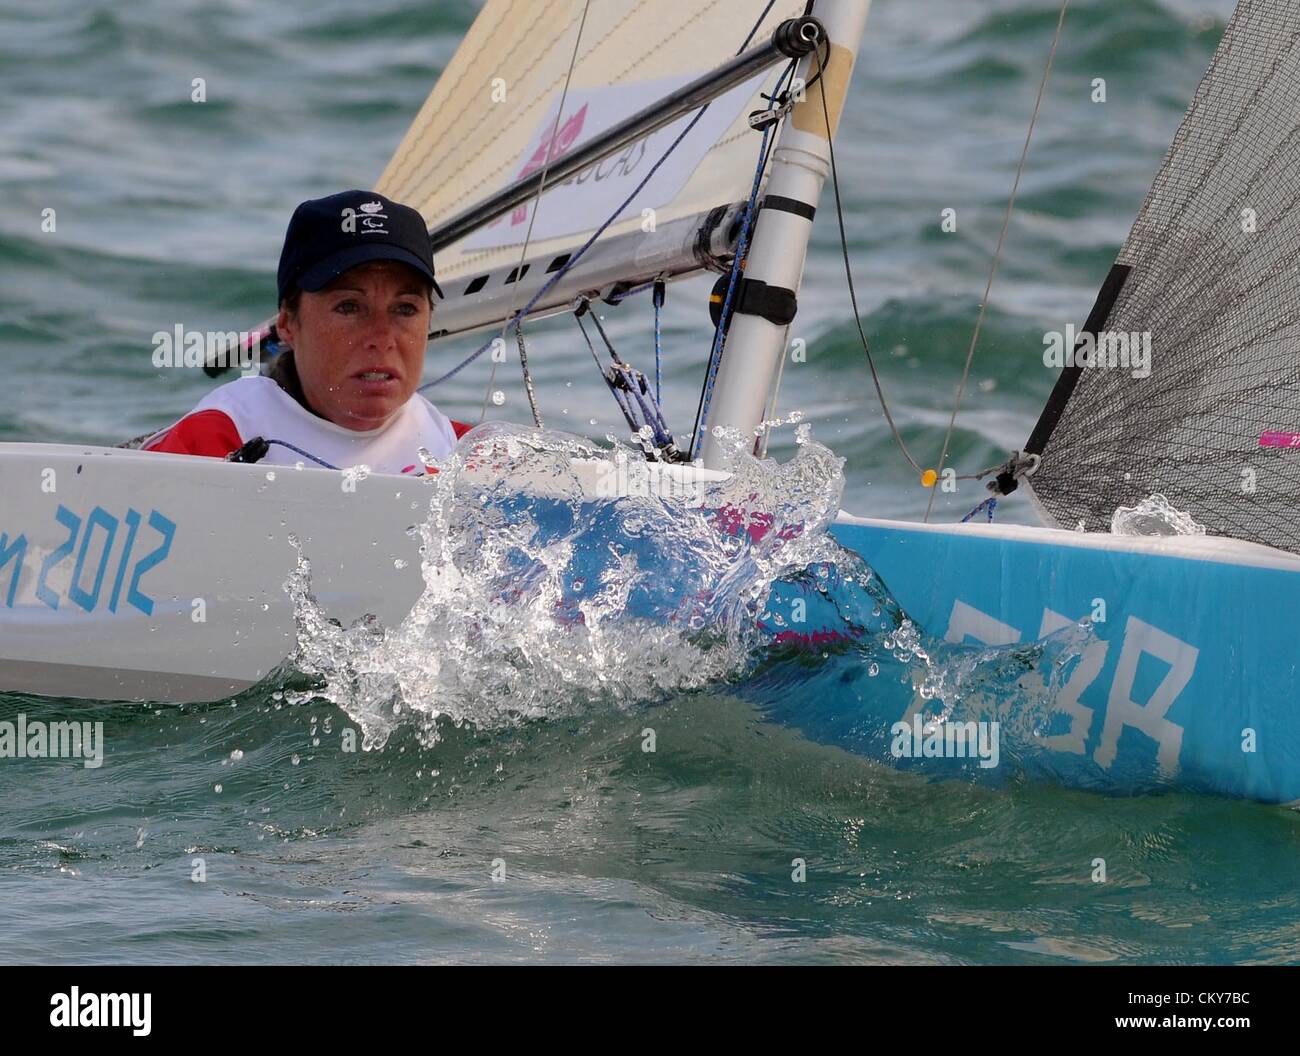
376;0;806;337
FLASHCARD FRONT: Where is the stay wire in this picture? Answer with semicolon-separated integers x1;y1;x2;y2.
922;0;1070;522
689;56;796;458
817;42;923;477
479;0;592;427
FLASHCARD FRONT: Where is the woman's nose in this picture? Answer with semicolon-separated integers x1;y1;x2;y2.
361;310;399;347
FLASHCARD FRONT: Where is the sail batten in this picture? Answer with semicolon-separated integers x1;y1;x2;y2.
1025;0;1300;555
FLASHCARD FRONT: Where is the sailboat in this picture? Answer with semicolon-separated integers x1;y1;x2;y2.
3;0;1298;803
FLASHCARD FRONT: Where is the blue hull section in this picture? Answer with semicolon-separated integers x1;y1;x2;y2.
773;518;1300;804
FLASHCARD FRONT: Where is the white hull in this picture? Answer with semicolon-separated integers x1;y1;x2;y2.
0;442;725;702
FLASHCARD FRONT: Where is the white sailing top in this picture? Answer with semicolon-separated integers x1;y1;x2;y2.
144;376;463;475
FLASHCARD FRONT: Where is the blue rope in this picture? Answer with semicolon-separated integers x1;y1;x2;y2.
960;497;998;523
419;1;782;399
652;280;665;404
690;62;793;459
607;279;660;304
623;366;674;448
576;309;676;451
264;439;339;470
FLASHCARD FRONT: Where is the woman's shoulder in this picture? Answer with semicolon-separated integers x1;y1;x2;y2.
407;392;474;440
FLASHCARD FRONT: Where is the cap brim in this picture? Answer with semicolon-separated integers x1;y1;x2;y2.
297;244;444;299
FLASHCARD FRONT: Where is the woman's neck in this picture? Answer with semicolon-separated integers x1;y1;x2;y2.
267;350;321;417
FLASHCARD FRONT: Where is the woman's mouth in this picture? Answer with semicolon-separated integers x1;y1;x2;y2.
351;368;402;396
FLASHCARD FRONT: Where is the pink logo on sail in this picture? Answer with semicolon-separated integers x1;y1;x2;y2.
1259;431;1300;448
494;105;588;228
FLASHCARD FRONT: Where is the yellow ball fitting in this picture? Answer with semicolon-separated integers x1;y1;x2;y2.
921;468;938;488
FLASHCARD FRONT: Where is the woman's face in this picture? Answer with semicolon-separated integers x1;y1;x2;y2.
276;260;431;431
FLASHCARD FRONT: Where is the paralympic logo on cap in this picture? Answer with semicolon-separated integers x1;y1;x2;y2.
341;202;389;235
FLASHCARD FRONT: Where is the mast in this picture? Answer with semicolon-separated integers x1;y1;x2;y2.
698;0;872;469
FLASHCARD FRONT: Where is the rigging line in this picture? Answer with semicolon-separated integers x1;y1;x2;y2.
653;279;665;403
515;326;543;426
574;309;641;437
757;320;794;459
424;99;714;396
689;121;774;457
586;307;626;365
689;56;795;458
423;0;782;398
262;439;338;470
739;0;780;51
817;41;923;476
745;72;798;459
923;0;1071;523
479;0;592;427
574;308;605;373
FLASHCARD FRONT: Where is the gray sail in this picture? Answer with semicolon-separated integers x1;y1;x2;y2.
1024;0;1300;554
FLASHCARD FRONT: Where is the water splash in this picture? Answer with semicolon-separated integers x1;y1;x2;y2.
284;423;855;749
282;422;1096;789
1111;493;1207;537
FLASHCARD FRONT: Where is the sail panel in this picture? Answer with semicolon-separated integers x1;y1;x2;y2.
376;0;803;304
1026;0;1300;555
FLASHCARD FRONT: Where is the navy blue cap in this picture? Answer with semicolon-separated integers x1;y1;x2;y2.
276;190;443;303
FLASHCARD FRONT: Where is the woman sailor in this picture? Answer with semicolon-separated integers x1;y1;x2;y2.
144;190;472;473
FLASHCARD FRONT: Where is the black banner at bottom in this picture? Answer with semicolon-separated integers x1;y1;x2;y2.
0;964;1290;1041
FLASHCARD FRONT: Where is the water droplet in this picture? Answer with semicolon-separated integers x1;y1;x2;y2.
492;391;505;406
342;464;372;488
291;754;300;766
229;749;244;761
